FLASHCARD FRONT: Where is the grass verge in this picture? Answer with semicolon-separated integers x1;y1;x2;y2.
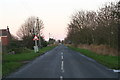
68;46;120;69
2;45;56;77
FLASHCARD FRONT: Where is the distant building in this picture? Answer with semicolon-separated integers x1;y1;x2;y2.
0;26;11;46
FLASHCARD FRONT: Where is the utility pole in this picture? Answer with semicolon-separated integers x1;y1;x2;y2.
36;17;41;48
49;33;50;40
49;33;51;42
33;20;38;53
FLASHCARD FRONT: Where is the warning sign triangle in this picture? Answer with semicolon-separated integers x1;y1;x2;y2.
33;35;39;40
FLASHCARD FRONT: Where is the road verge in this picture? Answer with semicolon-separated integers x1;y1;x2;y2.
2;45;56;77
68;46;120;70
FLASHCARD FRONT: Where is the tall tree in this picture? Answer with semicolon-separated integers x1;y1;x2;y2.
17;16;44;49
65;1;119;50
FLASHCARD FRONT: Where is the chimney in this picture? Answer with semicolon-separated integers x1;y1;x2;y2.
6;26;11;41
7;26;9;32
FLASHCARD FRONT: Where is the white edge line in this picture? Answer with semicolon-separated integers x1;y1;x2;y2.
108;69;120;73
113;69;120;72
80;54;96;62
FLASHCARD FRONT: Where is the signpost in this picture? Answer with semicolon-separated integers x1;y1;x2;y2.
33;18;41;53
33;35;39;53
33;35;39;40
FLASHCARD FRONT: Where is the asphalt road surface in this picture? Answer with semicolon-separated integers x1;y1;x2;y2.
7;45;118;78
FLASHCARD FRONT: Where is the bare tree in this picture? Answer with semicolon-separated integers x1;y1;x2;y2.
17;16;44;39
65;1;119;49
17;16;44;49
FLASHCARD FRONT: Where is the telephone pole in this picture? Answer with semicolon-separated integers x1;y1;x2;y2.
36;17;41;48
49;33;50;40
33;20;38;53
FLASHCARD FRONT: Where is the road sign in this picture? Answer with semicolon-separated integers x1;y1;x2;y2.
33;35;39;40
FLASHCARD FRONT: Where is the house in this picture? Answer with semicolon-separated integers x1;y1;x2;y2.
0;26;11;46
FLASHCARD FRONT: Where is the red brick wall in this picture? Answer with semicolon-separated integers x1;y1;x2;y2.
1;37;8;46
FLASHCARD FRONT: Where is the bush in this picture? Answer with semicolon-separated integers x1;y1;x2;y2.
41;41;48;47
8;47;32;54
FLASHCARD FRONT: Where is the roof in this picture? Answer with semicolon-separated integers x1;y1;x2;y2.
0;29;8;36
0;27;11;39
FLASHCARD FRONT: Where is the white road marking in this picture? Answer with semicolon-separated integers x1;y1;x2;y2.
80;54;95;62
60;76;63;80
62;69;64;73
61;55;63;60
61;52;64;73
61;61;64;72
106;68;120;73
113;70;120;72
108;69;113;70
61;61;63;70
61;52;63;55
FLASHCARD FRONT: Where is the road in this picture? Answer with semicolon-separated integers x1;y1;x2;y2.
6;45;118;78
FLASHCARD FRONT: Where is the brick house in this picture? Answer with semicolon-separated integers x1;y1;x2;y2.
0;26;11;46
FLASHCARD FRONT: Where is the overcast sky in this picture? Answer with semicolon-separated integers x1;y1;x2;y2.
0;0;118;40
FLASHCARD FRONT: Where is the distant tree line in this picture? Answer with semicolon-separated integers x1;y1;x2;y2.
65;1;119;49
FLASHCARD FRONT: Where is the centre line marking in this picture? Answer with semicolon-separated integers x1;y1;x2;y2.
61;61;64;72
60;76;63;80
61;61;63;70
61;55;63;60
61;52;63;55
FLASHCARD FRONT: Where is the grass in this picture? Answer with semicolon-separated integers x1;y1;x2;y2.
77;44;118;56
39;45;56;54
2;62;22;76
3;51;38;62
2;45;56;77
68;46;120;69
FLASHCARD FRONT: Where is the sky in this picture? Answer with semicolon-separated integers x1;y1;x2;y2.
0;0;118;40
